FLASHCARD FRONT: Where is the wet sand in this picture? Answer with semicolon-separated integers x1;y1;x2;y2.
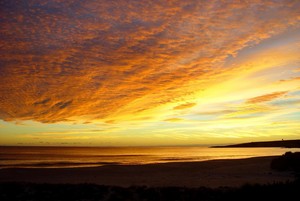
0;156;294;188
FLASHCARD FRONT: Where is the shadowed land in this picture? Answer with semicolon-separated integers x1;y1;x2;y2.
211;139;300;148
0;156;295;188
1;154;300;200
1;180;300;201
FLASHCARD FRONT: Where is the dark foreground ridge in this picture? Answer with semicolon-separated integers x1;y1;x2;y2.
211;139;300;148
1;180;300;201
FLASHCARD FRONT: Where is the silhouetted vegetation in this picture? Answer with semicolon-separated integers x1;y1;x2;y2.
212;139;300;148
271;152;300;177
1;180;300;201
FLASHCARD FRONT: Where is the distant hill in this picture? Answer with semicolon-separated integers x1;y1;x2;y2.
211;139;300;148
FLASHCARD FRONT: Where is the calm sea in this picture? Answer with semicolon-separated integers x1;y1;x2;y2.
1;146;299;169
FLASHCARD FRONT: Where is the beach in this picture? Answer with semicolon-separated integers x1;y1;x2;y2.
0;156;294;188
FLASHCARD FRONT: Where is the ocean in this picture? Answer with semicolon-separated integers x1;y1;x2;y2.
1;146;299;169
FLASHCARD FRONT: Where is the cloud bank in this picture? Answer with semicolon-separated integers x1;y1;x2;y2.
0;0;300;123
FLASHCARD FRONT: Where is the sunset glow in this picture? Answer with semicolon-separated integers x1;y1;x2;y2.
0;0;300;146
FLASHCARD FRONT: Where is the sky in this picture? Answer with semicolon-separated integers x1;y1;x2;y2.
0;0;300;146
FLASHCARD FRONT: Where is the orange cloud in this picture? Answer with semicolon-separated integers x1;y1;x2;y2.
246;91;288;104
197;110;236;116
280;77;300;83
173;103;196;110
0;0;299;123
164;118;183;122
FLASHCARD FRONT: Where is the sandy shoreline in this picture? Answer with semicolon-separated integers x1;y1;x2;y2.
0;156;294;188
